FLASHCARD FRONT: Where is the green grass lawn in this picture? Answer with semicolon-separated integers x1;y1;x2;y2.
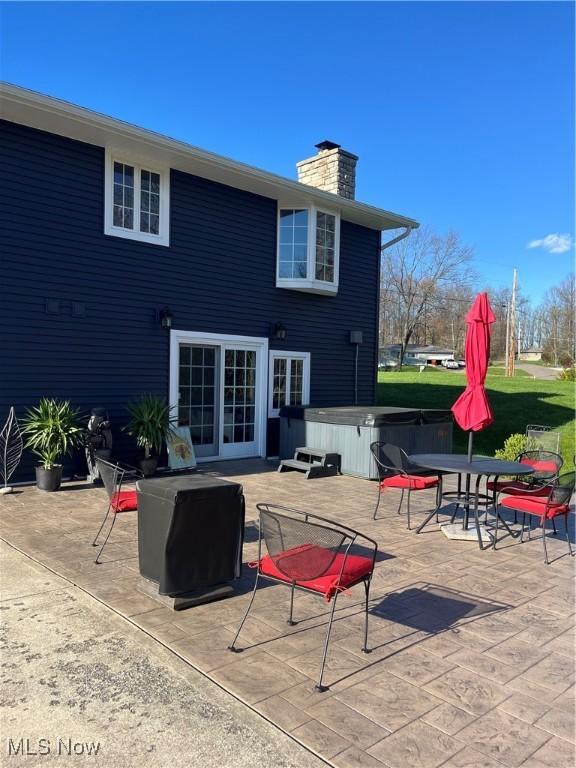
377;367;575;464
481;366;530;378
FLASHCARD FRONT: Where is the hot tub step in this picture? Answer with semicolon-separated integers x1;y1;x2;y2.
278;448;340;479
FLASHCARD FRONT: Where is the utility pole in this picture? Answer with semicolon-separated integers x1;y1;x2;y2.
507;269;518;377
504;303;510;373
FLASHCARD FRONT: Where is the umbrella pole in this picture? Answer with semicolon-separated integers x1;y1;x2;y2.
463;431;474;529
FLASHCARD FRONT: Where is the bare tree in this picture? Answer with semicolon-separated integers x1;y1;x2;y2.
482;286;510;361
540;273;575;366
426;284;476;354
380;227;474;367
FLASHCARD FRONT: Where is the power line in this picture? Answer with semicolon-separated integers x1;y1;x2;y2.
380;288;472;304
379;288;546;315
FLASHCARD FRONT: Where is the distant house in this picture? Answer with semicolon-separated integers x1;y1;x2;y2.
1;84;418;479
380;344;455;366
519;347;543;362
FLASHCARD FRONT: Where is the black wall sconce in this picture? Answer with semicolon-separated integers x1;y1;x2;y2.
272;322;287;341
159;306;173;330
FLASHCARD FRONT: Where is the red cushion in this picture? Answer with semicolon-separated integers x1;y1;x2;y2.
381;474;438;490
521;458;559;475
111;489;138;512
487;480;549;495
258;544;373;602
500;495;569;519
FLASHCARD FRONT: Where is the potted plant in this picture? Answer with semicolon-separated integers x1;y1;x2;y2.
22;398;83;491
124;395;174;477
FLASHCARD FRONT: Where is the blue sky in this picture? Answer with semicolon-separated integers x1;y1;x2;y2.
1;1;573;304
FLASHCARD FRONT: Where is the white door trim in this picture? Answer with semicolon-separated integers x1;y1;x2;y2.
169;330;269;461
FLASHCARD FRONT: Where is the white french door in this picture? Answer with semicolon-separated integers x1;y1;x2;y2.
170;331;268;461
220;344;258;458
177;344;219;458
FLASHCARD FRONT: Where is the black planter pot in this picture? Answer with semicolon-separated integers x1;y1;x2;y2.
139;457;158;478
36;465;63;492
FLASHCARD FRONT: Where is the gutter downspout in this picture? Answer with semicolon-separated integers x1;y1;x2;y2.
354;341;359;406
360;225;418;407
375;225;417;395
380;225;416;253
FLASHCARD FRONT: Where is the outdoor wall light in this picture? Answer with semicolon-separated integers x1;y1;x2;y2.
159;306;173;330
273;322;287;341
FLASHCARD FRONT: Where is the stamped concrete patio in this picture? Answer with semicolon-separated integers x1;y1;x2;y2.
1;460;574;768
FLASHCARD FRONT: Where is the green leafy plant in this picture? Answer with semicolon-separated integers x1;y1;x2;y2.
22;398;83;469
558;367;576;382
124;395;175;458
494;432;539;462
494;433;528;462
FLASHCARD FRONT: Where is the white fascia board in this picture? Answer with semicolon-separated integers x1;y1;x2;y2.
0;82;419;233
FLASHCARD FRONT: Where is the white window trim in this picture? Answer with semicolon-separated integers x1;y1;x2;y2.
268;350;311;417
169;329;268;461
104;149;170;246
276;204;340;295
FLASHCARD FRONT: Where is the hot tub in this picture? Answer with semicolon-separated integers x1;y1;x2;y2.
279;406;453;479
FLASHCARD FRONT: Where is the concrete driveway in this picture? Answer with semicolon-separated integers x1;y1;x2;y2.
515;363;561;380
0;540;327;768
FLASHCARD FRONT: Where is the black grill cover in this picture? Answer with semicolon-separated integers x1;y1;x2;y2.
136;475;244;597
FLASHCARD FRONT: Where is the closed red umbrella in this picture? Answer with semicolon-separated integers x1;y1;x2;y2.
452;292;496;460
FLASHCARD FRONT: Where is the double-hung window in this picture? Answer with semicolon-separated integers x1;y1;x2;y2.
277;205;340;295
268;351;311;417
315;211;337;282
104;151;170;246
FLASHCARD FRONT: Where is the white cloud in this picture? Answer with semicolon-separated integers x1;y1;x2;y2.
527;233;573;254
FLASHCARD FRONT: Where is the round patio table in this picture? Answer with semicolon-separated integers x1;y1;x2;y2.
408;453;535;550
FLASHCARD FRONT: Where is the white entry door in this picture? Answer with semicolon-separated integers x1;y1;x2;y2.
170;331;268;461
220;345;258;458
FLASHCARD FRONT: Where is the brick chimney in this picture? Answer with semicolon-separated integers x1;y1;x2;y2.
296;141;358;200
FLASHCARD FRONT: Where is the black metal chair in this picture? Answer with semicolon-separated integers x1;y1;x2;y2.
495;471;575;564
92;458;139;564
525;425;561;455
370;442;441;529
487;450;564;523
228;503;377;692
487;450;563;495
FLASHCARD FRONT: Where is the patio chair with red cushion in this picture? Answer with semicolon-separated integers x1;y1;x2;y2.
92;457;139;564
228;503;377;691
494;471;575;564
370;441;441;529
487;450;563;497
486;450;563;522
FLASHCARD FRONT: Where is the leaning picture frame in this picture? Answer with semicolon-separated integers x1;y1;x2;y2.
166;426;197;470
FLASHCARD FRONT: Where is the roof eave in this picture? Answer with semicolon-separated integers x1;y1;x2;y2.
0;82;419;232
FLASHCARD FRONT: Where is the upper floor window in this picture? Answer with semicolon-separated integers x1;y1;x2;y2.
315;211;336;282
104;151;170;246
279;209;308;279
276;205;340;295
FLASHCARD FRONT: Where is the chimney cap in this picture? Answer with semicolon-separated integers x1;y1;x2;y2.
315;140;341;151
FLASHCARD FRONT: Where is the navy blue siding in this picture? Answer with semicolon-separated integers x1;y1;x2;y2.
0;120;381;480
